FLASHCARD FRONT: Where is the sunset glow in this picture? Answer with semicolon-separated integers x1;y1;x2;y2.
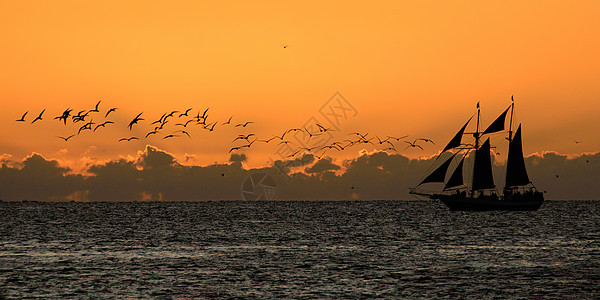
1;1;599;200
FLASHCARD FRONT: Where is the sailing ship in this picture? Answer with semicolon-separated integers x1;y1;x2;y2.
409;97;544;211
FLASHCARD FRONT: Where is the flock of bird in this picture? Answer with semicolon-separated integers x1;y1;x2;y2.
15;100;435;159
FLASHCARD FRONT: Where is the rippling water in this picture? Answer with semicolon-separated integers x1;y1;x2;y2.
1;200;599;299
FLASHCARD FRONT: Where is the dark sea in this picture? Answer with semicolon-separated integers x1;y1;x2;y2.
1;200;599;299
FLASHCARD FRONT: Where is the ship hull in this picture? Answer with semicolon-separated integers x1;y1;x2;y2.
436;195;544;211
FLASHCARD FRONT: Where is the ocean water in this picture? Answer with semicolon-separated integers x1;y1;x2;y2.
1;200;599;299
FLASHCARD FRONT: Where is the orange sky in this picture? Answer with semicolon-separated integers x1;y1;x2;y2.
1;1;600;169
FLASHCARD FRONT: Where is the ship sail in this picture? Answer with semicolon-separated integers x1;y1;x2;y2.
471;138;495;190
419;153;457;184
442;117;472;152
482;106;510;135
505;124;530;187
444;154;465;190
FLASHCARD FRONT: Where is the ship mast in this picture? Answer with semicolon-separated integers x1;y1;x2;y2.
508;96;515;142
472;102;480;194
474;102;480;149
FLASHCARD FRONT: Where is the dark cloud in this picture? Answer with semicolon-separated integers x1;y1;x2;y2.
0;147;597;201
0;153;84;201
229;153;247;163
305;158;341;173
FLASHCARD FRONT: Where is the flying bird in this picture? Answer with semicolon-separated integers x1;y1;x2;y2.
222;116;233;125
235;121;254;127
128;112;144;130
31;109;45;124
16;111;28;122
119;136;139;142
145;130;159;138
57;134;75;141
179;108;192;117
94;121;114;131
405;140;424;150
418;138;435;144
105;107;118;118
54;108;72;124
90;100;101;112
387;135;409;141
175;130;191;138
163;134;179;139
233;134;255;142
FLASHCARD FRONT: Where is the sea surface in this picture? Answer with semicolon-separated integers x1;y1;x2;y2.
1;200;599;299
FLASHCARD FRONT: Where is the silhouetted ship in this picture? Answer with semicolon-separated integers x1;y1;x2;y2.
410;98;544;211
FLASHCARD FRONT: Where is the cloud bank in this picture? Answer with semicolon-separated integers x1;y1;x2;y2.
0;146;598;201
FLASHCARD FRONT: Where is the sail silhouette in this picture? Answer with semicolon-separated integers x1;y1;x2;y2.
505;125;530;187
442;117;472;152
444;155;465;190
482;106;509;135
419;153;457;184
472;139;495;190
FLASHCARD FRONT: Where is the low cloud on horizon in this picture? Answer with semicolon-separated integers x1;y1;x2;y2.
0;145;598;202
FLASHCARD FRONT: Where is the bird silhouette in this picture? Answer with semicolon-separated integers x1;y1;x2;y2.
233;134;255;142
90;100;101;112
16;111;28;122
387;135;409;141
235;121;254;127
405;140;424;150
204;122;217;131
222;116;233;125
31;109;45;124
175;130;191;138
175;119;194;127
163;134;179;139
151;113;166;125
105;107;118;118
315;123;333;132
128;112;144;130
179;108;192;117
118;136;138;142
57;134;75;141
94;121;114;131
145;130;159;138
417;138;435;144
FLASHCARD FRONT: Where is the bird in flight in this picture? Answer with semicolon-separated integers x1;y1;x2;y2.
54;108;73;125
235;121;254;127
175;130;191;138
128;112;144;130
90;100;101;113
417;138;435;144
573;140;583;144
94;121;114;131
31;109;45;124
233;134;255;142
57;134;75;141
405;140;424;150
283;44;288;49
145;130;159;138
105;107;118;118
222;116;233;125
16;111;28;122
387;135;409;141
179;108;192;117
119;137;139;142
163;134;179;139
